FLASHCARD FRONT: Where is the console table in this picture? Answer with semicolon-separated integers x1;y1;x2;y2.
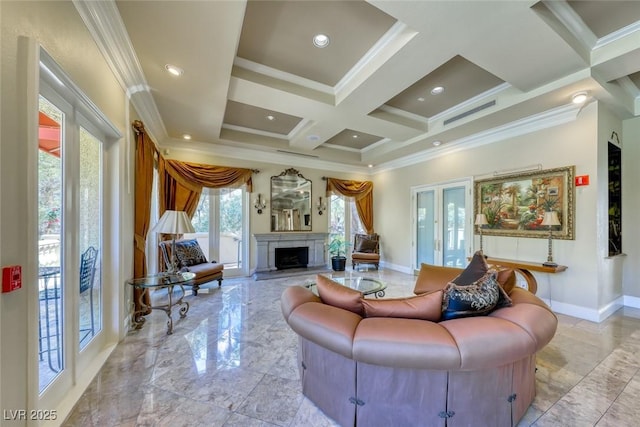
483;257;567;295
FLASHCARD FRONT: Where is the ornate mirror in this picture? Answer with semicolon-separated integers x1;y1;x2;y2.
271;168;312;231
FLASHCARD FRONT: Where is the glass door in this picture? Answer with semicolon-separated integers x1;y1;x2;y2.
413;180;471;270
34;47;118;418
78;126;103;349
38;96;65;392
189;187;248;277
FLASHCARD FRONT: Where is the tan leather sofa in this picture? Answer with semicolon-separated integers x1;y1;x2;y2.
281;267;557;427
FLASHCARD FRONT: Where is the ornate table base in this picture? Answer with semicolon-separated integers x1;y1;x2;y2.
128;272;195;335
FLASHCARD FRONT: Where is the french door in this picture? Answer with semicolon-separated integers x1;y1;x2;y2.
189;187;249;277
35;49;117;411
412;180;472;270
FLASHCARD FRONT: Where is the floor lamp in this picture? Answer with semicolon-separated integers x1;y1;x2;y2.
541;211;560;267
475;213;488;253
152;210;195;274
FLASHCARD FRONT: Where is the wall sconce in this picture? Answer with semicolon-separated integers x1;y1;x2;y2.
541;211;560;267
317;196;327;215
474;213;488;252
254;194;267;214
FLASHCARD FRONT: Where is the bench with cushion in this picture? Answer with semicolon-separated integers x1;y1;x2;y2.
159;239;223;295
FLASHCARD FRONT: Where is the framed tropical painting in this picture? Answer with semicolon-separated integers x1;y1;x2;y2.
474;166;575;240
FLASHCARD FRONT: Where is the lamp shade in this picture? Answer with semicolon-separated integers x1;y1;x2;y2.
541;211;560;226
151;210;195;235
475;213;488;226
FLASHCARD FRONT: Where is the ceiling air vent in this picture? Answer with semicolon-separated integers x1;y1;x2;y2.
443;100;496;126
276;150;319;158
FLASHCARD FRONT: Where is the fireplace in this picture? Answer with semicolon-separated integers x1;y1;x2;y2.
253;233;328;276
275;247;309;270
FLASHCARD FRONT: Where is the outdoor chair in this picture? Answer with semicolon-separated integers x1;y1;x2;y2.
79;246;98;342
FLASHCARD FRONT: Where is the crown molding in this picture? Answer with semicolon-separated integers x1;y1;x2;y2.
221;124;289;140
162;137;371;175
73;0;167;141
594;21;640;50
372;103;582;175
543;0;597;50
233;57;335;96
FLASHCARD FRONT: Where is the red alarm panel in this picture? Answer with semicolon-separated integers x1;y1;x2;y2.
2;265;22;292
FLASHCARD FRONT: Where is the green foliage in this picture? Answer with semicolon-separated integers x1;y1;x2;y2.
328;236;348;258
192;189;243;236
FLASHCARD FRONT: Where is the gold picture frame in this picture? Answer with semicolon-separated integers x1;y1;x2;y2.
474;166;575;240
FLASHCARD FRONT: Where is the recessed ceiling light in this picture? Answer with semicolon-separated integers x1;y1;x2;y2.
182;134;191;140
352;134;359;139
417;97;426;102
266;115;275;121
572;91;588;104
432;140;442;146
368;164;373;168
431;86;444;95
165;64;183;76
312;34;330;48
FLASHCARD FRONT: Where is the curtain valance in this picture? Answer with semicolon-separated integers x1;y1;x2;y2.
157;157;254;217
325;178;374;234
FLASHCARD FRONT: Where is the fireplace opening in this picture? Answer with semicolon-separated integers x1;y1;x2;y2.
275;247;309;270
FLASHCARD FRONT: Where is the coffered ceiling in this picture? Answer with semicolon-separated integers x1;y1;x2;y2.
75;0;640;173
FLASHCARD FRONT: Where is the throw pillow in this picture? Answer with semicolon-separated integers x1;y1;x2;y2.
494;268;515;308
449;251;512;309
315;274;364;316
451;250;488;285
496;268;516;293
173;239;207;268
362;290;443;321
441;271;500;320
355;236;378;253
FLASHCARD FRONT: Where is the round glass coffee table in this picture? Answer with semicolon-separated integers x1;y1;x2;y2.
305;276;386;298
127;272;195;335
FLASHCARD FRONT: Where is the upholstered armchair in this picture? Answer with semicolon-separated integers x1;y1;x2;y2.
159;239;223;295
351;233;380;270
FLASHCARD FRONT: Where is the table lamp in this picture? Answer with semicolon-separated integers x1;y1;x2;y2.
475;213;488;252
541;211;560;267
152;210;195;274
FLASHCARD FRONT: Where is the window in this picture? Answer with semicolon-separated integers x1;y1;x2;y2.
329;194;364;257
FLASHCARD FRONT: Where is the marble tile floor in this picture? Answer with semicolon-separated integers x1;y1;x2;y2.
64;268;640;426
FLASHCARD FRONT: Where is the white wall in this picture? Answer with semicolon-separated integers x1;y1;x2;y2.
1;1;130;423
374;102;608;319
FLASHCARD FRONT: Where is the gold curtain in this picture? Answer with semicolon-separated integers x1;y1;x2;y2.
132;120;157;310
326;178;374;234
157;157;254;217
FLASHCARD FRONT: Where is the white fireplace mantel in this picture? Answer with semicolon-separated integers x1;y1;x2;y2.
253;233;328;274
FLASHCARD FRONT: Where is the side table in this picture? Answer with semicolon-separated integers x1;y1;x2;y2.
127;272;195;335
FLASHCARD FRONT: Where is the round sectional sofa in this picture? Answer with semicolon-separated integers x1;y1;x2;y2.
280;264;557;427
